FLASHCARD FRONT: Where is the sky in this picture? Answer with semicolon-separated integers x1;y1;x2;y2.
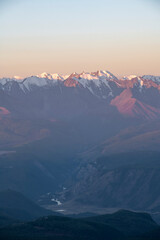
0;0;160;78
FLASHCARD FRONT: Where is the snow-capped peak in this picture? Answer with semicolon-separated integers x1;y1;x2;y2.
0;71;160;96
51;73;68;81
13;76;23;80
94;70;118;80
78;72;98;80
122;75;138;80
142;75;160;84
73;70;118;81
37;72;53;80
0;78;14;85
0;76;23;86
21;76;54;91
37;72;68;81
69;70;116;98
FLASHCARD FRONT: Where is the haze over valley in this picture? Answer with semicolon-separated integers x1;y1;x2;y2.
1;0;160;239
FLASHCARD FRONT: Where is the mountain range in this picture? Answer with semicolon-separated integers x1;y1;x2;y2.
0;70;160;225
1;70;160;122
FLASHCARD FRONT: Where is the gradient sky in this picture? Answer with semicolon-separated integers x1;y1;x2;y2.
0;0;160;78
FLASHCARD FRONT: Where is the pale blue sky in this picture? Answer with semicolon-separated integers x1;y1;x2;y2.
0;0;160;77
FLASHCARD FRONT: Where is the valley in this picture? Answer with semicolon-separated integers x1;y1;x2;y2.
0;71;160;239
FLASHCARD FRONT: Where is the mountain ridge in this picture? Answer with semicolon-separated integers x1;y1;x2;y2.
0;70;160;120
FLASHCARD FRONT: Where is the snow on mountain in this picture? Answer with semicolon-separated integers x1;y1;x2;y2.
19;73;66;91
37;72;54;80
58;74;69;80
0;78;13;85
0;77;22;85
137;78;144;92
94;70;118;80
122;75;138;80
68;70;118;97
0;71;160;98
13;76;23;80
142;75;160;84
0;76;23;86
76;70;118;81
37;72;68;81
21;76;58;91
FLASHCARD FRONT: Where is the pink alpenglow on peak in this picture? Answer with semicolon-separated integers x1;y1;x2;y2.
122;75;138;81
37;73;69;81
13;76;23;80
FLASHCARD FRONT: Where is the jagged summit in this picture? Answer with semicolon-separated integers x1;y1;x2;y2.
94;70;118;80
13;76;23;80
122;75;138;80
37;72;68;81
1;70;159;86
37;72;54;80
67;70;118;81
0;69;159;125
0;71;159;98
142;75;160;84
